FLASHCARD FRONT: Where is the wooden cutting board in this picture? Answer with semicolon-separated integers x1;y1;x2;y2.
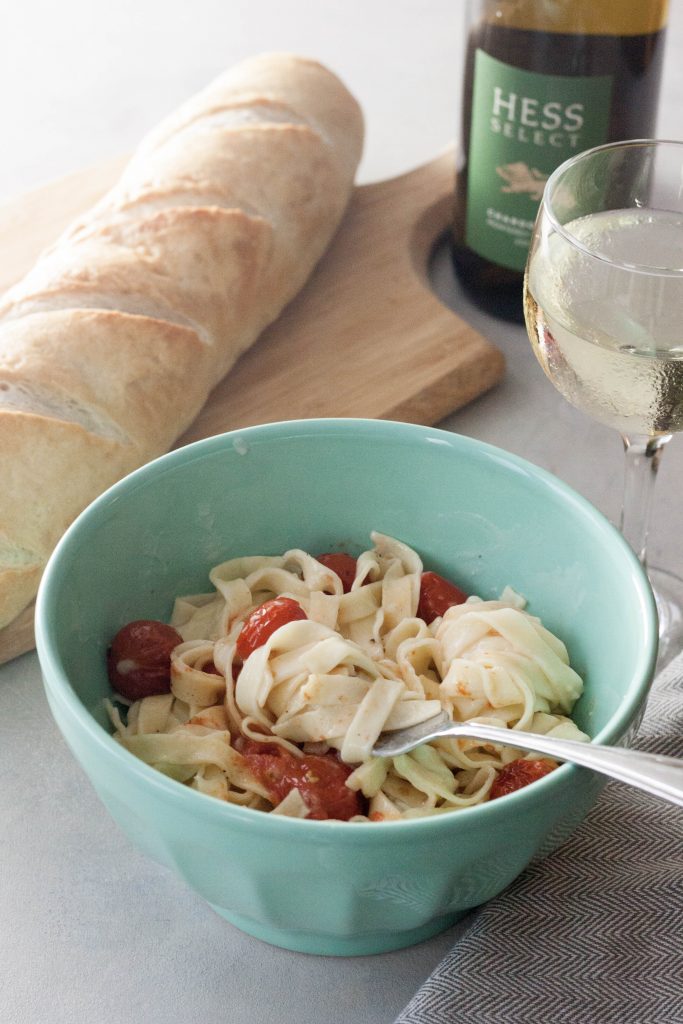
0;148;505;664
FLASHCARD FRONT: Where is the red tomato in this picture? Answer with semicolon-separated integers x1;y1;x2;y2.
239;740;363;820
316;552;357;593
489;758;556;800
107;619;183;701
235;597;307;660
417;571;468;623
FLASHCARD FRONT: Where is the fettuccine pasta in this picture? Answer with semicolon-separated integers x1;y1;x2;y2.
106;532;588;821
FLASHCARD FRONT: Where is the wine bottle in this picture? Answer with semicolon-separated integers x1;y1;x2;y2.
451;0;668;319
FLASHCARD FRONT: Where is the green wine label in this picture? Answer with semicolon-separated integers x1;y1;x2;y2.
466;50;613;271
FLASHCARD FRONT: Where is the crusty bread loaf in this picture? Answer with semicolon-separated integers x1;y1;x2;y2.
0;53;363;630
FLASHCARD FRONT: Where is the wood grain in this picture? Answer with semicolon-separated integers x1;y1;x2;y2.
0;148;504;664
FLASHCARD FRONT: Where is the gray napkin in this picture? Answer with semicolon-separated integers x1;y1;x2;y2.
395;653;683;1024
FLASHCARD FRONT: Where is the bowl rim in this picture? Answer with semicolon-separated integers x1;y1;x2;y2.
36;417;659;835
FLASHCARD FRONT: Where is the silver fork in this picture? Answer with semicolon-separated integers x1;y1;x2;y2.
372;711;683;807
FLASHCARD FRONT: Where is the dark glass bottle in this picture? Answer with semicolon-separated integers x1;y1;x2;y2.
452;0;668;320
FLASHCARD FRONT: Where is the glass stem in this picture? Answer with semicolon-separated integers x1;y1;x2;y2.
620;433;671;567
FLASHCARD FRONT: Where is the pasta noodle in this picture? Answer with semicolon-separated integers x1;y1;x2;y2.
106;532;588;821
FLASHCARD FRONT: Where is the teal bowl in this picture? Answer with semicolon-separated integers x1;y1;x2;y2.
35;419;657;956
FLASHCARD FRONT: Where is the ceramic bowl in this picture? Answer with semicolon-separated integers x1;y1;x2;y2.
36;419;657;955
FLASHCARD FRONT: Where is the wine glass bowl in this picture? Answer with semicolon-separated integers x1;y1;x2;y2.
524;140;683;664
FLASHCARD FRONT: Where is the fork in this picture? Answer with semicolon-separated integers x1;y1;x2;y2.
372;710;683;807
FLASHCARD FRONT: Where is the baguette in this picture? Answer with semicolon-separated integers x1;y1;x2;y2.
0;53;364;630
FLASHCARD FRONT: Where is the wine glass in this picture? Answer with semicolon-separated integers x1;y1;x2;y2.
523;139;683;667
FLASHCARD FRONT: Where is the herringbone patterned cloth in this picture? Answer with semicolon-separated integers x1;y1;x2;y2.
395;653;683;1024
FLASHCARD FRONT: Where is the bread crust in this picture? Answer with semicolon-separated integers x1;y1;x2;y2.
0;52;363;629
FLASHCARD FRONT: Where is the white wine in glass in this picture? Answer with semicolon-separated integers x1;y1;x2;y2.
524;141;683;665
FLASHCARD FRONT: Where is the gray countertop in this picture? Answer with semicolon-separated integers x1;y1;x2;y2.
2;3;683;1023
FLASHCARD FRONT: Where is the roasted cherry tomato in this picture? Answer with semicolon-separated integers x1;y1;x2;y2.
107;619;182;701
489;758;556;800
238;739;363;820
235;597;307;660
417;571;468;623
316;552;357;593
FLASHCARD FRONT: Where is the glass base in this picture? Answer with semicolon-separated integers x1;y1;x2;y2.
649;565;683;669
